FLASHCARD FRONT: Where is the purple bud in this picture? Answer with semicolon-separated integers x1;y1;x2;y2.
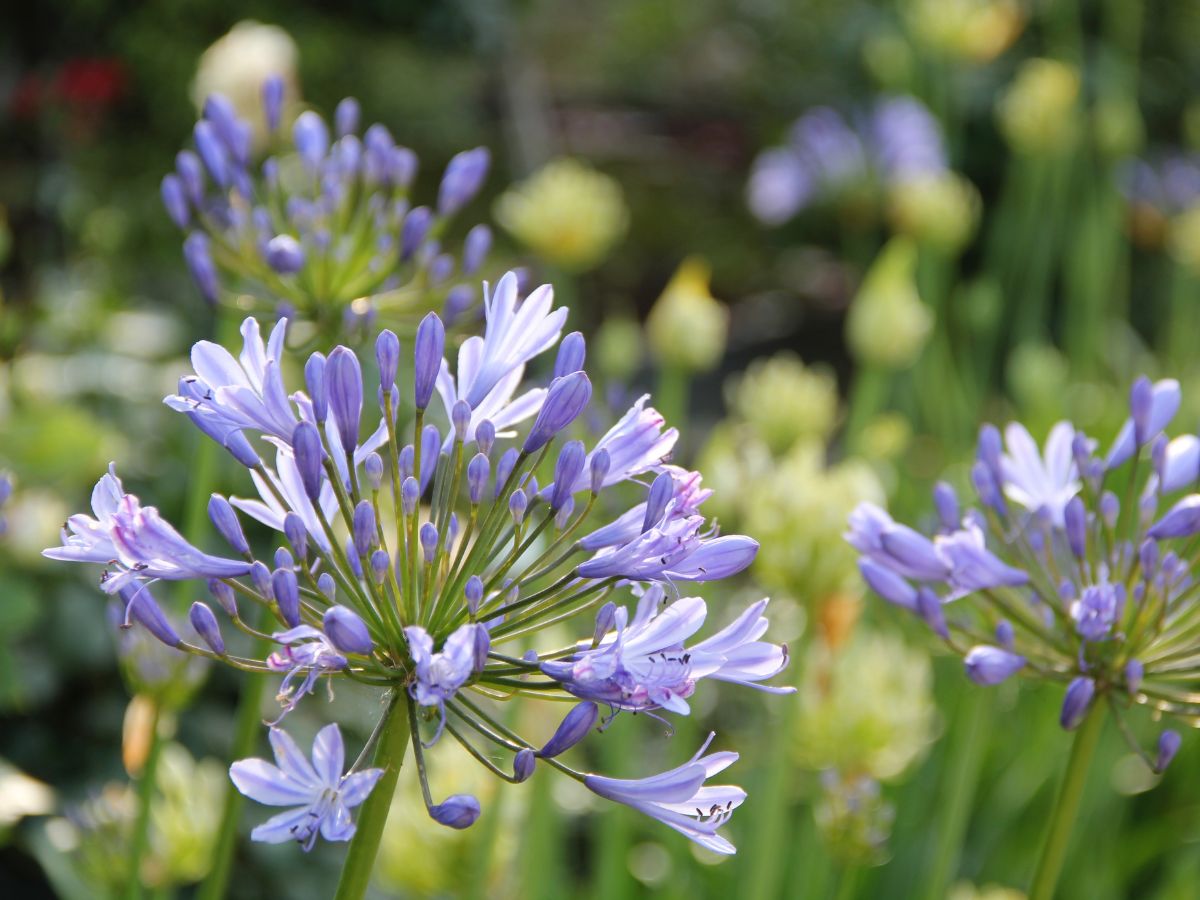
371;330;400;394
1156;730;1182;773
933;482;959;532
524;372;592;453
208;494;249;556
1060;677;1096;730
283;512;308;561
1101;491;1120;529
1072;432;1094;475
370;549;390;584
551;441;586;511
420;426;442;493
1125;659;1144;694
183;232;219;304
1149;496;1200;539
429;794;481;829
970;460;1005;513
345;539;363;578
324;605;374;655
1140;539;1159;575
119;586;181;648
465;575;484;616
401;206;433;259
161;174;189;228
204;94;249;164
509;489;528;525
555;496;575;529
364;453;385;492
641;470;675;531
495;448;519;498
262;75;285;132
452;400;472;442
475;420;495;457
318;572;337;600
272;567;301;627
189;602;225;655
554;332;587;380
438;147;490;215
398;444;415;481
175;150;204;205
250;561;273;599
335;97;360;138
858;559;917;610
1064;496;1087;558
471;623;490;671
390;146;417;187
468;453;490;504
538;702;599;758
265;235;306;274
591;602;617;645
293;421;325;503
293;111;329;168
353;500;376;557
964;645;1025;686
193;120;230;187
995;620;1014;648
305;352;327;424
977;424;1003;473
1153;434;1169;480
208;579;237;617
443;284;474;325
589;449;610;494
1131;376;1155;446
413;313;445;409
429;253;455;286
915;588;948;639
463;224;492;274
326;347;364;458
401;476;420;516
513;749;536;782
420;523;439;563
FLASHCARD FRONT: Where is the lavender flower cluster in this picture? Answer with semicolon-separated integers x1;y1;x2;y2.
847;378;1200;774
46;272;792;854
161;79;493;335
746;96;947;226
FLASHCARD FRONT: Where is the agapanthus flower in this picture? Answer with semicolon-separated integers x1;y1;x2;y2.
849;375;1199;772
47;272;783;855
163;77;493;333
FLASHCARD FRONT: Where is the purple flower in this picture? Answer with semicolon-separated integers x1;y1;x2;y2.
934;522;1029;596
230;725;383;850
542;587;791;714
1060;677;1096;730
1070;582;1121;641
404;623;489;742
870;96;947;179
746;148;813;225
265;235;306;274
183;232;219;303
538;702;599;758
267;626;349;721
571;395;678;496
964;645;1026;686
1149;495;1200;539
998;421;1080;526
523;372;592;453
1107;378;1181;469
578;512;757;584
438;147;490;215
584;732;745;855
580;467;711;552
1160;435;1200;492
42;467;251;594
1156;730;1182;773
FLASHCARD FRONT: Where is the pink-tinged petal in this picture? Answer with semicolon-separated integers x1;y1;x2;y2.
249;805;317;844
339;768;385;807
229;759;315;806
310;724;345;788
268;728;321;789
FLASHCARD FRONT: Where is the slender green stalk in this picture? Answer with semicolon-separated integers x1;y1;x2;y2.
655;365;689;437
844;366;888;455
124;701;164;900
921;689;992;900
334;694;412;900
1028;705;1106;900
833;864;860;900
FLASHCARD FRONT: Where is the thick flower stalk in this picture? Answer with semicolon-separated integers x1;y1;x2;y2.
46;270;790;866
847;376;1193;772
161;78;493;334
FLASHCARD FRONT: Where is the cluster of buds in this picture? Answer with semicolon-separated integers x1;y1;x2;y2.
46;272;792;854
848;377;1200;773
160;76;493;336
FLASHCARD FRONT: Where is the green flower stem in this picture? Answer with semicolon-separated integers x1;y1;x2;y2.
844;365;888;456
124;700;164;900
655;364;689;439
921;688;992;900
1028;704;1106;900
334;693;412;900
833;864;860;900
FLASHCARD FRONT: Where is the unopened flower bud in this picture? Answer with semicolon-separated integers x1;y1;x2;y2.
293;421;325;503
463;224;491;274
161;174;189;228
265;234;305;274
190;602;225;655
413;313;445;410
1125;659;1144;694
551;441;586;511
964;645;1025;686
353;500;376;557
468;453;490;504
554;496;575;529
250;561;273;599
642;471;675;532
495;448;518;498
293;111;329;168
420;523;438;563
272;567;300;627
376;329;400;392
590;448;610;494
513;749;536;782
452;400;472;442
334;96;360;138
327;346;364;458
208;579;238;617
465;575;484;617
1060;677;1095;730
509;489;528;525
401;477;420;517
429;794;481;829
538;702;599;758
933;482;958;532
324;605;374;655
209;494;249;556
364;453;384;492
1156;730;1182;773
438;147;490;215
554;332;586;379
524;372;591;453
317;572;337;601
305;352;327;424
274;547;294;571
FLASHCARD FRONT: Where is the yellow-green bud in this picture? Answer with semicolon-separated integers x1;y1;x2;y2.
494;158;629;272
728;353;840;452
904;0;1024;65
846;238;932;369
646;258;728;373
996;58;1081;155
1168;204;1200;276
888;171;981;253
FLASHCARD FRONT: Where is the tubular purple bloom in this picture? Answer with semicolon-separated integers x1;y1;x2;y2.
293;111;330;169
467;453;490;504
420;523;438;563
420;425;441;492
209;579;238;617
326;346;364;458
273;567;301;628
465;576;484;616
550;441;587;511
964;645;1025;686
335;97;360;137
183;232;219;304
428;794;481;829
265;235;306;274
209;494;250;556
118;584;182;648
509;489;528;525
916;588;949;638
364;453;385;491
590;449;611;494
584;732;744;855
401;206;433;259
306;353;328;424
1060;677;1096;730
524;372;591;453
193;120;230;187
1155;730;1182;773
352;500;376;557
190;601;226;655
262;75;284;132
858;558;917;609
933;482;958;532
1064;496;1087;558
376;329;400;392
161;174;189;228
463;224;492;274
1107;378;1181;469
538;702;599;758
438;147;490;215
513;749;536;782
554;332;586;380
230;724;383;850
284;511;308;561
323;605;374;655
175;150;204;204
1148;495;1200;539
401;477;420;517
642;471;676;533
292;422;325;504
452;400;472;442
495;448;518;498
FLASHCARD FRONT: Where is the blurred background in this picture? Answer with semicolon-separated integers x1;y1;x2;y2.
3;1;1200;897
